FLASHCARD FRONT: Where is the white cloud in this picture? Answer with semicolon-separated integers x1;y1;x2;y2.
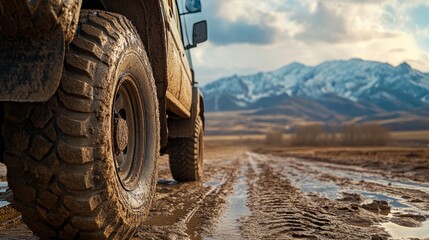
186;0;429;84
292;1;400;43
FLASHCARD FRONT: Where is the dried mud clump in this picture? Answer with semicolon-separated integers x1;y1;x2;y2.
338;193;363;203
362;200;391;215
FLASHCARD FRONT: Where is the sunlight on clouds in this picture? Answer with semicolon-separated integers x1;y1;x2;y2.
215;0;303;38
187;0;429;84
293;2;399;43
194;32;429;85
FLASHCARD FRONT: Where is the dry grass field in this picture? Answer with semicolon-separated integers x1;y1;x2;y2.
391;131;429;142
205;111;429;137
206;130;429;183
206;130;429;146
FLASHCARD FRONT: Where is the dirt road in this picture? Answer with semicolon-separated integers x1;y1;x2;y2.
0;145;428;239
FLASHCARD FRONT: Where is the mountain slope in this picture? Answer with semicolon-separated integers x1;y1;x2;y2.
202;59;429;115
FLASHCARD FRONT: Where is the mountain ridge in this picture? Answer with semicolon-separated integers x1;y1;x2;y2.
202;59;429;116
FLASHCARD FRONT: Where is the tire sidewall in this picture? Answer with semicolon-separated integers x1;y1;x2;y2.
97;31;159;216
196;117;204;179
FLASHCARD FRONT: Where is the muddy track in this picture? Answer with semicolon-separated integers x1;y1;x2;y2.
272;155;429;211
0;147;428;239
136;156;240;239
245;163;340;239
241;159;386;240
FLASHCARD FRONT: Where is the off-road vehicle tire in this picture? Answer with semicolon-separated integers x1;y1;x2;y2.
0;103;4;163
169;116;204;181
0;0;81;42
2;10;159;239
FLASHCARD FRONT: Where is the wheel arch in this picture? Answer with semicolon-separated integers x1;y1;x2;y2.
98;0;170;147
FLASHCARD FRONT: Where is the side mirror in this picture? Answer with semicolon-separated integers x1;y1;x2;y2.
186;20;207;49
185;0;202;14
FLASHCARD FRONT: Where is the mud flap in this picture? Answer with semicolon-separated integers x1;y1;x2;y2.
0;27;65;102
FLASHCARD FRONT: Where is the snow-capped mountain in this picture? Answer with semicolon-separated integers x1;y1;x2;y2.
202;59;429;114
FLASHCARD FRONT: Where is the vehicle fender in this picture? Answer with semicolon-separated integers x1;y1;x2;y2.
101;0;170;147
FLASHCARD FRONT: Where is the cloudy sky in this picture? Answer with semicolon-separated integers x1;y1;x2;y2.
179;0;429;85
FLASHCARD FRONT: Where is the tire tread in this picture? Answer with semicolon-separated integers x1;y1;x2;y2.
169;117;204;181
3;10;156;239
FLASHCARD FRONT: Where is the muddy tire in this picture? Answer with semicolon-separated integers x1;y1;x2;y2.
2;10;159;239
0;0;82;42
0;103;3;163
168;116;204;182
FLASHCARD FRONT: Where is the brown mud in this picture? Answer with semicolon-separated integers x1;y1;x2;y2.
0;145;428;239
257;147;429;182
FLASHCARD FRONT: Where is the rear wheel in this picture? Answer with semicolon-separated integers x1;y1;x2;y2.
168;116;204;181
3;10;159;239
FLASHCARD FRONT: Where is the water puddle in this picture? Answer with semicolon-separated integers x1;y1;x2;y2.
157;179;178;185
358;192;411;209
207;164;250;239
382;220;429;239
0;201;10;208
0;182;10;208
0;182;8;193
282;162;417;210
203;174;227;188
287;157;429;194
319;166;429;194
289;172;342;200
285;170;429;239
142;173;230;239
249;153;429;240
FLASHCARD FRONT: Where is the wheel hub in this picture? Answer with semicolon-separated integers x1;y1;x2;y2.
111;74;146;191
114;117;129;152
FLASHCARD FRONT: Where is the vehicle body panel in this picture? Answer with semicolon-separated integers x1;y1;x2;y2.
165;0;193;117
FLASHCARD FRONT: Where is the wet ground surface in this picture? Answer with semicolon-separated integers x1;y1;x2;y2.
0;145;428;239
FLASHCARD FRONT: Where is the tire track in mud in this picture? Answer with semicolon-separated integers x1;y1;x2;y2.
135;157;240;239
271;155;429;211
271;155;429;239
206;163;250;239
0;154;244;240
241;156;386;240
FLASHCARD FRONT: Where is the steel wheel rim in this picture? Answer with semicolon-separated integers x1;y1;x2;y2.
112;74;145;191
